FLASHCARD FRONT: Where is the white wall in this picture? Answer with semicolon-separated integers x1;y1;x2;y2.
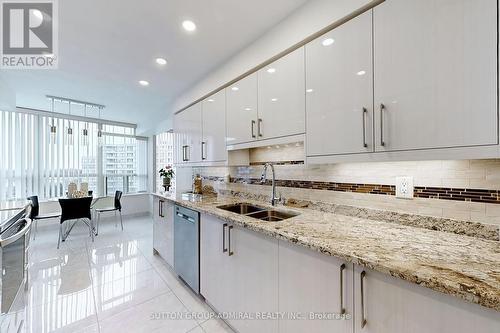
168;0;373;116
0;77;16;111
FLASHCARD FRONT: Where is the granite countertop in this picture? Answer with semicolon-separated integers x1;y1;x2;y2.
153;192;500;311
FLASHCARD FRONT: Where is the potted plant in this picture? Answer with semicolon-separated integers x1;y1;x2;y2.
159;165;174;191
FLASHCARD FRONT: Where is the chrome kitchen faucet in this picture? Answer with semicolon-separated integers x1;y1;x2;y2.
260;162;281;206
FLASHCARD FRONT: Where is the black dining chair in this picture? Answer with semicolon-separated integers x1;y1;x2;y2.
58;197;94;249
27;195;61;240
94;191;123;235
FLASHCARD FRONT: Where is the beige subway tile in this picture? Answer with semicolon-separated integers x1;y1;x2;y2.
442;209;471;221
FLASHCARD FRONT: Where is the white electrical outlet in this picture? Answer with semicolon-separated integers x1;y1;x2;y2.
396;176;414;199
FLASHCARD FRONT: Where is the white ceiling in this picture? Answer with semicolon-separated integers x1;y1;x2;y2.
0;0;308;133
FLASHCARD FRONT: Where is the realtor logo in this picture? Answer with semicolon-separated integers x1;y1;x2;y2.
1;0;58;68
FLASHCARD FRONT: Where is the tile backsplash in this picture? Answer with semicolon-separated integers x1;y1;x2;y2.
195;158;500;227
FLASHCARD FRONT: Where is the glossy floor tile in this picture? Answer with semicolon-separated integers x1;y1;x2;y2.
1;214;234;333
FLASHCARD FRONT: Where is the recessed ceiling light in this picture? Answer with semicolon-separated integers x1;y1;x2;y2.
357;70;366;76
322;38;334;46
244;107;252;111
231;86;239;91
207;99;214;102
156;58;167;65
182;20;197;32
306;88;314;93
267;68;276;73
139;80;149;86
271;98;278;102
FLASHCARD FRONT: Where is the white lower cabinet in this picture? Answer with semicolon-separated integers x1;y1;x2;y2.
200;214;278;333
353;265;500;333
201;215;499;333
152;198;174;267
200;214;233;313
278;240;353;333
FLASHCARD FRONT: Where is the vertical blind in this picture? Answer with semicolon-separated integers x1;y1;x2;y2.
0;110;147;202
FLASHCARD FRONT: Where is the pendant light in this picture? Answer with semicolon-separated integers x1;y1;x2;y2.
97;106;103;146
82;104;89;146
49;97;57;144
66;101;74;146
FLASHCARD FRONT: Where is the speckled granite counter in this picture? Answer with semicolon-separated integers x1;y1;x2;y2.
152;192;500;312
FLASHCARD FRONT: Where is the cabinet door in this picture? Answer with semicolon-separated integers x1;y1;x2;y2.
229;225;279;333
306;11;373;156
152;199;163;250
258;47;305;140
202;90;227;162
373;0;497;152
200;214;233;314
184;103;202;162
353;266;500;333
152;199;174;267
279;241;353;333
162;201;174;267
153;197;166;259
173;113;188;165
226;73;258;145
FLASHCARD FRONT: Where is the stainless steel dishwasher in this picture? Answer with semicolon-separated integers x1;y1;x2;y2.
173;205;200;294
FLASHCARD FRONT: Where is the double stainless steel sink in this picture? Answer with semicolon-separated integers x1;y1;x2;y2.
217;203;299;222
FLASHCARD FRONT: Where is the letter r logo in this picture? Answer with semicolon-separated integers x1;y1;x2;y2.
2;2;53;54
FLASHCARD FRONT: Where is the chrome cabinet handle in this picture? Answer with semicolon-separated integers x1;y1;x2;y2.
201;141;207;160
159;200;164;217
251;120;256;138
182;145;188;161
362;108;368;148
222;223;228;253
380;103;385;147
340;263;346;315
228;225;234;256
258;118;263;137
360;270;367;328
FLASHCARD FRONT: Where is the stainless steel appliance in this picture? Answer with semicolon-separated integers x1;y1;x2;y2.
0;217;31;313
174;205;200;293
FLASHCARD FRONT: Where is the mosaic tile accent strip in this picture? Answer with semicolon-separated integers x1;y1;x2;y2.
231;177;397;195
203;176;500;204
249;160;305;166
414;187;500;203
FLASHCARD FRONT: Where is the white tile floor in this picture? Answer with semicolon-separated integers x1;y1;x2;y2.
1;214;234;333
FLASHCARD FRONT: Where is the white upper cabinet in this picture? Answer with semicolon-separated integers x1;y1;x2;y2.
226;73;258;145
373;0;498;152
173;110;188;165
306;11;373;156
174;103;202;164
258;47;305;140
202;90;227;162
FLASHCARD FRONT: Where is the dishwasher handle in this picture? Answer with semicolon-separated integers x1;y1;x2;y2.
176;212;196;223
0;218;32;247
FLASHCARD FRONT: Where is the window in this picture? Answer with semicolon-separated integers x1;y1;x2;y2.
0;109;148;202
155;131;174;192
